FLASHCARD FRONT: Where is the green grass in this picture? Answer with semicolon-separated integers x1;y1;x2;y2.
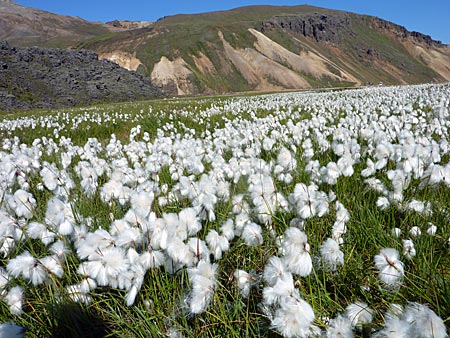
0;89;449;337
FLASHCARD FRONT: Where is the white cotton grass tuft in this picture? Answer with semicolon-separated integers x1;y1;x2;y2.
0;267;9;293
166;238;194;267
27;221;56;246
426;223;437;236
186;238;210;266
288;183;329;219
205;230;229;260
385;303;404;319
241;222;263;246
326;315;354;338
75;228;116;259
262;272;296;306
319;238;344;272
289;217;305;230
66;284;92;305
345;301;373;328
129;191;154;218
178;207;201;236
374;248;404;288
402;302;447;338
320;161;340;185
6;251;48;286
374;317;410;338
84;246;128;287
49;240;70;262
6;189;36;219
231;194;249;215
219;219;235;241
5;286;24;315
402;239;416;260
45;197;76;236
281;227;312;277
234;269;258;298
376;196;390;210
40;256;64;278
407;199;425;214
187;260;218;314
391;227;402;238
270;295;316;338
332;201;350;244
263;256;288;287
409;226;421;238
376;302;447;338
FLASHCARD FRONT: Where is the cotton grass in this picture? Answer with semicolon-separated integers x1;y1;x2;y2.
0;83;448;336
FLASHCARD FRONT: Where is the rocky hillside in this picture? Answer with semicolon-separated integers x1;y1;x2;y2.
0;41;162;111
2;3;450;96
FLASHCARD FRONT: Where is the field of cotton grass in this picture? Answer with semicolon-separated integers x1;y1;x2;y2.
0;83;449;337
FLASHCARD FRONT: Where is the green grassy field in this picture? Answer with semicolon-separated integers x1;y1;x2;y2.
0;84;449;337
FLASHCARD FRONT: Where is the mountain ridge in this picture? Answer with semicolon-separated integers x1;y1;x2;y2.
0;0;123;47
1;3;449;98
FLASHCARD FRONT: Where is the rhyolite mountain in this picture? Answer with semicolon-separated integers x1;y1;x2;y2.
1;0;450;97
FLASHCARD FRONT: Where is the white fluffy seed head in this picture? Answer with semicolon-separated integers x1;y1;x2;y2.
374;248;404;288
345;301;373;328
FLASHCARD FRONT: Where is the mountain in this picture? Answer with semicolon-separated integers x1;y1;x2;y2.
79;5;450;95
2;2;450;96
0;0;122;47
0;41;162;111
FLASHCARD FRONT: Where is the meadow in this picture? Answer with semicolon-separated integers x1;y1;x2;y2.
0;83;449;337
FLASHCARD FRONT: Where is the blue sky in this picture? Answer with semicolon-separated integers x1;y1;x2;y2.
14;0;449;44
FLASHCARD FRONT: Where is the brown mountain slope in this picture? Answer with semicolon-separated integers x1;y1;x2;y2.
0;0;122;47
79;5;450;95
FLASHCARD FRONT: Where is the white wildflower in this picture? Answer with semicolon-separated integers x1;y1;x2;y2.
320;238;344;271
241;222;263;246
345;301;373;328
327;315;354;338
374;248;404;288
271;295;315;338
402;239;416;260
187;260;218;314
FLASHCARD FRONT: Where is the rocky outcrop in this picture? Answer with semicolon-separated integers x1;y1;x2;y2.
98;51;143;71
261;12;354;43
105;20;153;30
151;56;197;96
0;41;162;111
370;17;442;46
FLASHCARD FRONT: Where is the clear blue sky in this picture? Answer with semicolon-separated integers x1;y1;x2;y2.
14;0;449;44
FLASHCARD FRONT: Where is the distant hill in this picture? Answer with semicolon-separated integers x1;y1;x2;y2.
0;41;162;111
2;2;450;96
0;0;122;47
